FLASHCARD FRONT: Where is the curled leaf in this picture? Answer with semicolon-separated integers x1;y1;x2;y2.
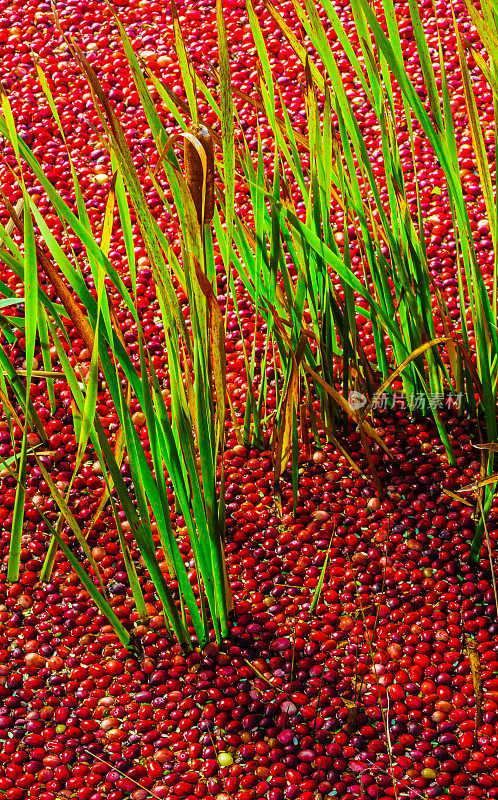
184;125;214;225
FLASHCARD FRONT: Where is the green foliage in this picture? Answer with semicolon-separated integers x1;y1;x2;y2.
0;0;496;648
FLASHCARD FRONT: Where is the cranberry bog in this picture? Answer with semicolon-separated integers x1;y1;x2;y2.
1;0;498;799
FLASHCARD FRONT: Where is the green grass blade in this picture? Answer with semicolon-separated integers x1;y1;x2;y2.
291;401;299;516
454;14;497;251
6;427;27;581
171;0;198;123
75;274;102;471
113;499;148;623
34;455;107;593
135;338;209;643
407;0;444;129
106;6;170;151
114;164;137;296
303;0;374;103
37;304;56;413
51;525;130;647
216;0;235;269
260;0;325;92
310;533;334;613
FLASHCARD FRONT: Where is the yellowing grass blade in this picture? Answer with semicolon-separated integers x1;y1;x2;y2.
75;246;105;471
465;635;483;739
462;0;498;61
260;0;325;93
35;58;102;284
216;0;235;268
474;442;498;452
171;0;198;123
85;395;128;539
407;0;443;130
467;41;498;98
273;347;301;485
50;524;130;647
303;362;393;457
454;14;497;251
1;445;130;645
303;0;374;105
34;454;106;596
458;473;498;492
442;487;474;506
104;1;171;152
69;43;190;348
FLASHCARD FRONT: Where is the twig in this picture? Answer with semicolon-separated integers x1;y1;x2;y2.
81;748;164;800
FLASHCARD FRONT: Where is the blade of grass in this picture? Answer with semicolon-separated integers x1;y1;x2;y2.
171;0;198;124
454;14;496;252
6;426;27;582
310;529;335;613
216;0;235;270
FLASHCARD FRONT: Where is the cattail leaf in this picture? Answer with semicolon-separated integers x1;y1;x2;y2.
35;58;102;285
85;410;127;538
303;0;374;103
28;48;189;347
0;342;46;440
357;337;450;426
37;304;56;413
216;0;235;266
467;41;498;98
100;172;117;259
0;196;23;259
113;163;137;296
75;205;108;469
94;405;192;648
260;0;325;92
193;257;227;445
407;0;443;129
454;15;497;250
50;526;130;648
2;451;131;646
34;454;106;595
113;499;148;623
246;0;277;105
105;2;170;150
310;532;334;613
75;310;99;468
462;0;498;62
6;428;27;582
465;636;483;738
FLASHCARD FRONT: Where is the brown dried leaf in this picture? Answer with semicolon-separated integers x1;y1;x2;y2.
184;125;214;226
465;635;483;740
